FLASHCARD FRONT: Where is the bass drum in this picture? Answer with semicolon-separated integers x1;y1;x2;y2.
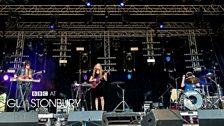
179;90;203;111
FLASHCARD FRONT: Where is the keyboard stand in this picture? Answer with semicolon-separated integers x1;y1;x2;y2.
16;82;30;112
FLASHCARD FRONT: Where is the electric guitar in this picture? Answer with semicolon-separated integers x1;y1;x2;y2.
90;68;113;89
91;77;102;89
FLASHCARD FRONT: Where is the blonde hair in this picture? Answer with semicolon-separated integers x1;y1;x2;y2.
92;63;103;79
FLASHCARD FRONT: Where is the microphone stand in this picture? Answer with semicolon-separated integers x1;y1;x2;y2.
175;77;180;109
209;77;223;108
158;83;174;108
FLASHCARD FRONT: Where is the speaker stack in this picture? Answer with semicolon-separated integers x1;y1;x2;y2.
0;112;38;126
198;109;224;126
68;111;105;126
141;109;183;126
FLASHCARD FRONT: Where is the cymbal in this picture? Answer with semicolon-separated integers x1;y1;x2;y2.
200;72;214;78
201;83;212;86
111;81;125;85
186;77;200;84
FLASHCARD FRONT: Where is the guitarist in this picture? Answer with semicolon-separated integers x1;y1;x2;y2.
89;63;107;111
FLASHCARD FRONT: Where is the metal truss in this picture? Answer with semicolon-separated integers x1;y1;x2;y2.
52;32;71;66
143;30;161;57
12;31;25;69
6;22;210;30
0;29;213;38
185;30;203;71
97;31;116;71
103;31;111;71
0;5;223;15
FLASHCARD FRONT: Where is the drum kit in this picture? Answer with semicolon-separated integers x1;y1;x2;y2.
170;73;223;111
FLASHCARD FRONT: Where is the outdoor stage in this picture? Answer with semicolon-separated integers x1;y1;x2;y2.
0;1;224;126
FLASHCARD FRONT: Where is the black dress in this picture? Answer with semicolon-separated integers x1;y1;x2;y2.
92;73;105;98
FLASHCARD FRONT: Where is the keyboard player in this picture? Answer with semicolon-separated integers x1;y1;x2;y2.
15;60;33;111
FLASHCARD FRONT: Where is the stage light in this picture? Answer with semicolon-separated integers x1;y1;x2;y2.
50;24;54;30
82;53;88;63
127;73;132;80
83;74;88;81
7;69;15;73
86;2;91;7
130;47;138;51
159;24;164;29
147;58;155;63
120;2;125;7
165;52;171;62
3;74;9;81
59;59;67;64
126;53;132;61
76;47;85;51
166;56;171;62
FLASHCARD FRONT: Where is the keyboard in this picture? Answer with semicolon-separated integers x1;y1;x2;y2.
73;82;92;87
10;78;41;83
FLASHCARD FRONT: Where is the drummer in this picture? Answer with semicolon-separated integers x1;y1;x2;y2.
181;72;200;92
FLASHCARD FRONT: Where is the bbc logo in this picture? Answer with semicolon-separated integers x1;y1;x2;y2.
32;91;48;97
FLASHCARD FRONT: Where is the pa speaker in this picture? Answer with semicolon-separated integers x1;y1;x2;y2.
141;109;183;126
68;111;104;126
0;112;38;126
198;109;224;126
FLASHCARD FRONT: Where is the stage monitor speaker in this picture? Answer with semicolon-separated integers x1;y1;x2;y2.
68;111;104;126
198;109;224;126
141;109;183;126
0;112;38;126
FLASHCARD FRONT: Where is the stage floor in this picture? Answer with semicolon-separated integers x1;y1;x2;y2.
108;124;199;126
1;110;215;126
38;110;200;126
